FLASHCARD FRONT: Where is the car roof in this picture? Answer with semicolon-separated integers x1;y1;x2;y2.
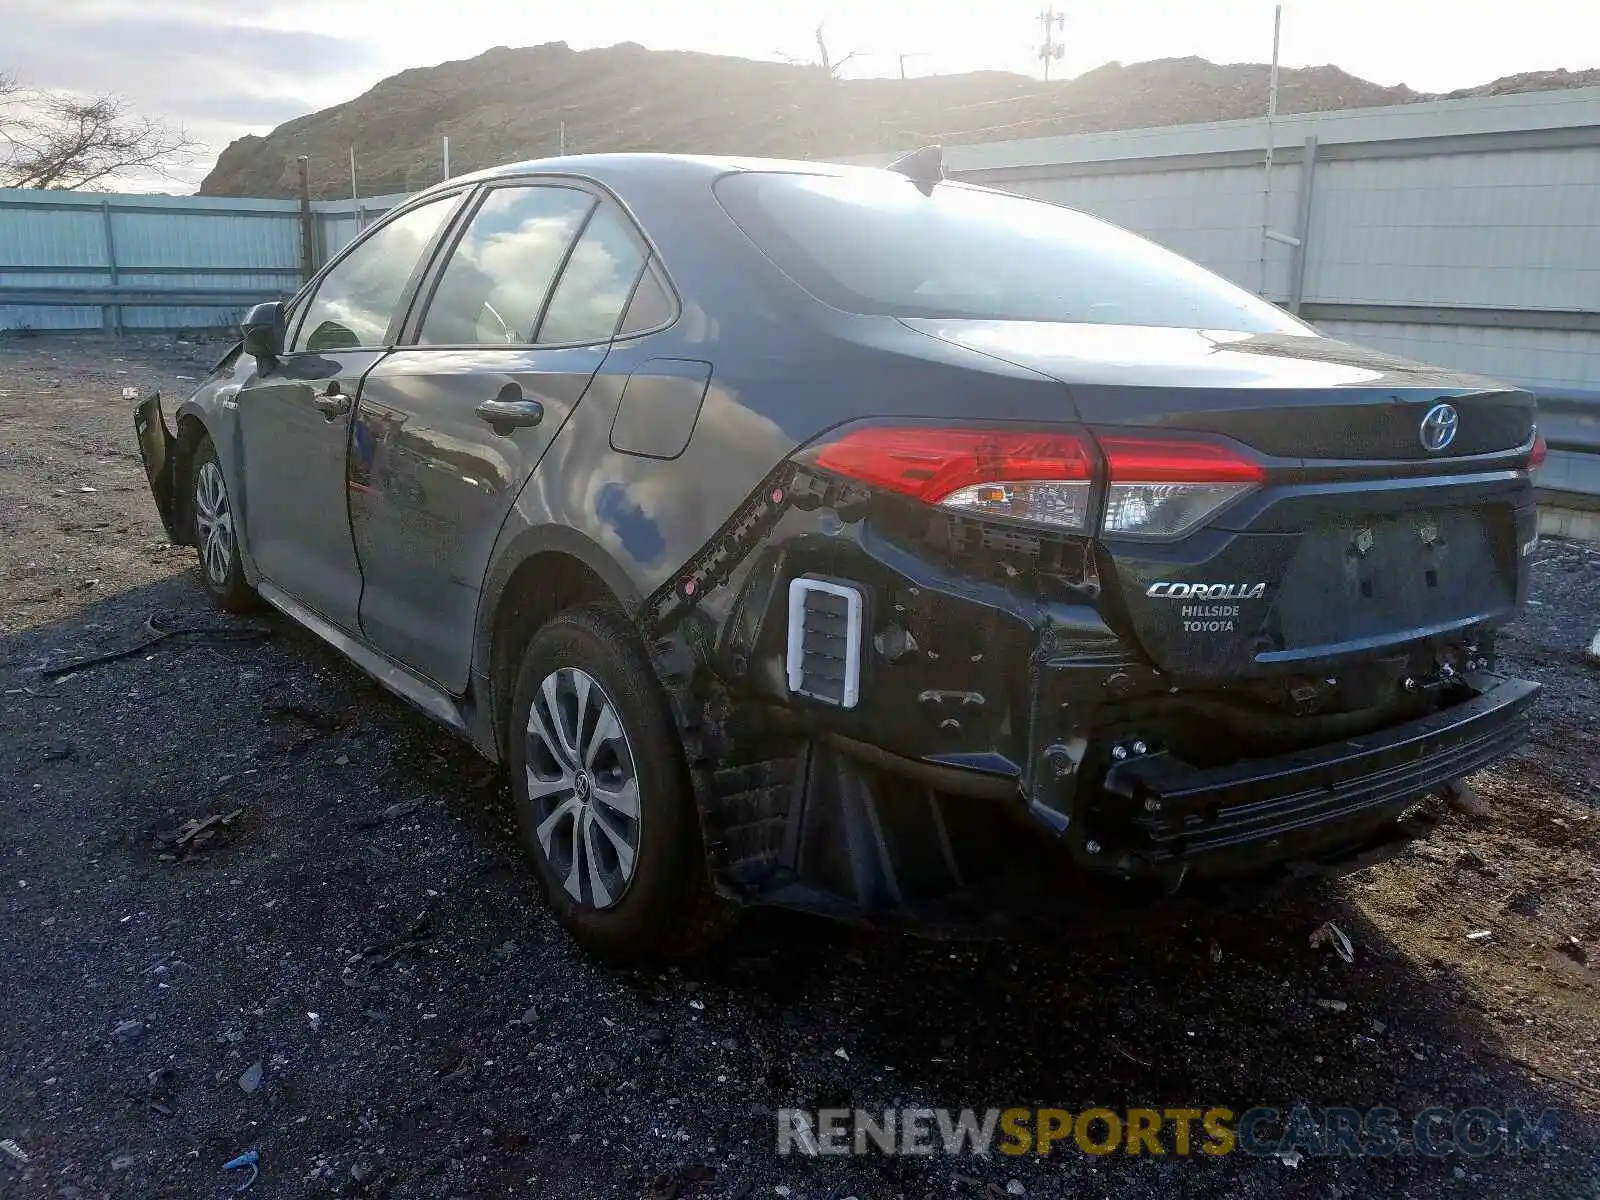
412;152;882;199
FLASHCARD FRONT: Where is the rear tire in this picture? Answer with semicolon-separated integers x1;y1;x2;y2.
508;603;737;961
190;436;255;612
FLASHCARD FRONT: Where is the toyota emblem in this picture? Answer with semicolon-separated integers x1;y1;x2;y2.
1420;402;1459;452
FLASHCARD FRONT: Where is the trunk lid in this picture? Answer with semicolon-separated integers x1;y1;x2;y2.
903;320;1538;682
903;321;1534;460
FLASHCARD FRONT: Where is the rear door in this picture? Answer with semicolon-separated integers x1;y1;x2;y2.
350;182;654;690
236;191;465;628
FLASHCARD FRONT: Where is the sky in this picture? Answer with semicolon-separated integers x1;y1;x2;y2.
5;0;1596;190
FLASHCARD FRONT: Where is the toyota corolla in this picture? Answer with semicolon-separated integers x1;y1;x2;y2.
134;150;1543;959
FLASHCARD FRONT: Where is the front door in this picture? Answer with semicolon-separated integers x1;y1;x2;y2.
348;183;651;690
235;190;466;629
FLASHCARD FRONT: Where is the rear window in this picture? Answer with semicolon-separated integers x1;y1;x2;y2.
715;171;1306;333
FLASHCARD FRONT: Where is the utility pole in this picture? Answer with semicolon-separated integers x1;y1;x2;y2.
1257;3;1283;296
296;156;316;283
898;52;928;80
1036;8;1065;80
348;146;360;232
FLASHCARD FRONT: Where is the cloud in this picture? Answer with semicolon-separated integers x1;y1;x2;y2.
6;0;373;135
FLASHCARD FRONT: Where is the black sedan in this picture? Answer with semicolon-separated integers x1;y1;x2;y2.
135;150;1542;959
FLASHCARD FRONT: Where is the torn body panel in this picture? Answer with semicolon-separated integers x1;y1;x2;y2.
133;392;181;544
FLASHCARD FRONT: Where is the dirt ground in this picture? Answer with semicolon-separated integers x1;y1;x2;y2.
1;333;1597;1200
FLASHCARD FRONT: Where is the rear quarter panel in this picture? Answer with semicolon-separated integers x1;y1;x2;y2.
475;170;1075;628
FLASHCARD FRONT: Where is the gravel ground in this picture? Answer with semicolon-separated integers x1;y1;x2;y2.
1;334;1598;1200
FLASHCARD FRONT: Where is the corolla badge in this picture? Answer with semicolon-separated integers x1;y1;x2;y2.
1146;581;1267;600
1420;402;1459;452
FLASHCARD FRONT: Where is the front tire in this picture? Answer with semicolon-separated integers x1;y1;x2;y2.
508;603;736;961
190;437;255;612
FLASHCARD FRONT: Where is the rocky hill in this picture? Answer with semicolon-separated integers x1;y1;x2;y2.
197;42;1587;198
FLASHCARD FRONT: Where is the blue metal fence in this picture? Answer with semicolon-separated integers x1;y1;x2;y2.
0;183;1596;508
0;188;403;333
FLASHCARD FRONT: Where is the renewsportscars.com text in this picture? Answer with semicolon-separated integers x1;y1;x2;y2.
777;1105;1558;1159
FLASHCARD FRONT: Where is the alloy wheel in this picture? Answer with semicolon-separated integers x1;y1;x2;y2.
194;460;234;587
525;667;642;910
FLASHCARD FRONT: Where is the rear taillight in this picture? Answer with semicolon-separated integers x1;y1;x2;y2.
1099;435;1265;539
1529;431;1548;470
812;427;1095;530
805;425;1263;539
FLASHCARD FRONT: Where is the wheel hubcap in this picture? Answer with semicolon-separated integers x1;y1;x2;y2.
194;461;234;587
524;667;641;910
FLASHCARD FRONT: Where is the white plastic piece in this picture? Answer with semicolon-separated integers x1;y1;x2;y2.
786;577;863;709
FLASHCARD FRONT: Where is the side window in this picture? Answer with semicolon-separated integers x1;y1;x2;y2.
536;205;648;345
618;260;674;336
291;193;461;353
419;186;595;346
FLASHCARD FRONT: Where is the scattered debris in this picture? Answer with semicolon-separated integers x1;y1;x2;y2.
1466;929;1494;942
1209;938;1223;964
648;1164;716;1199
833;1047;849;1062
109;1153;138;1170
238;1060;264;1094
1315;999;1349;1013
1443;780;1492;820
121;387;139;400
342;913;437;986
223;1150;260;1193
1587;627;1600;667
39;612;272;679
1276;1148;1304;1168
351;798;420;829
1007;1182;1026;1196
1557;937;1588;965
154;809;244;860
1110;1040;1153;1068
112;1018;145;1041
782;1110;818;1157
0;1139;29;1168
1310;921;1355;964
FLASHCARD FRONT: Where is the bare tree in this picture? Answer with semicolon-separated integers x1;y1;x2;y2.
775;23;864;78
814;24;863;77
0;71;199;190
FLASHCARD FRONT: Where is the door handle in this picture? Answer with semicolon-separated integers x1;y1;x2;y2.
475;396;545;434
312;382;351;420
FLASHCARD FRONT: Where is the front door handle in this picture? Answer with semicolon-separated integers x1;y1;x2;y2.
312;382;351;420
475;395;545;434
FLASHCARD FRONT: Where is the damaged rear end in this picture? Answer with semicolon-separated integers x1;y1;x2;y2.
652;327;1543;933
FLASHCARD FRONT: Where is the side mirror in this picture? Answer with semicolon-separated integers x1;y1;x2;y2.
241;301;286;369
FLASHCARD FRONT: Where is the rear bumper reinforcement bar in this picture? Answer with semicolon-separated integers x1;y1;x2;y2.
1100;675;1539;875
